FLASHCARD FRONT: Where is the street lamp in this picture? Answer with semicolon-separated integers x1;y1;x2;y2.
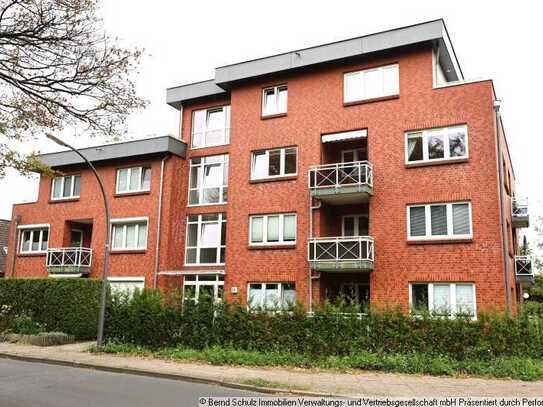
46;134;111;349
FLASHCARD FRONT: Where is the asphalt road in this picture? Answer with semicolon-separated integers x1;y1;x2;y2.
0;358;261;407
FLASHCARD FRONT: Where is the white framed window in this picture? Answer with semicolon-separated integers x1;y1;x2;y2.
248;282;296;310
185;213;226;265
251;147;297;180
108;277;145;298
116;166;151;194
189;155;228;206
342;214;369;237
344;64;399;103
409;283;476;318
51;175;81;200
19;226;49;254
191;105;231;148
262;85;287;116
406;125;468;164
183;273;224;303
249;213;296;246
111;218;148;251
407;202;472;241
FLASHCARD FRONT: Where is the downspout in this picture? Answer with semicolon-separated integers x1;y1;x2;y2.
153;153;172;289
308;191;322;313
10;215;21;278
494;101;511;312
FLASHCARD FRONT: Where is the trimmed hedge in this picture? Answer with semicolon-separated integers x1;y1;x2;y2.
105;289;543;361
0;279;101;339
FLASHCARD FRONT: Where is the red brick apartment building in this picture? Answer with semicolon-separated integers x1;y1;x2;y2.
4;20;533;316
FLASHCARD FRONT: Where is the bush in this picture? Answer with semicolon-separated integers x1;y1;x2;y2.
0;279;102;339
104;289;543;361
8;313;46;335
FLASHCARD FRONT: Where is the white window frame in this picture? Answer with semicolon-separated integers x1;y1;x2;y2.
110;217;149;251
188;154;228;207
115;166;151;194
250;147;297;180
408;282;477;319
108;277;145;298
185;213;226;266
51;174;81;200
343;63;399;103
262;85;287;116
407;201;472;241
341;214;369;237
249;213;297;246
247;282;296;310
341;148;366;163
18;224;50;254
405;125;469;165
183;273;225;303
191;105;231;149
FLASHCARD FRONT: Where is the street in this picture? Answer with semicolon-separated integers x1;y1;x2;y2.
0;359;261;407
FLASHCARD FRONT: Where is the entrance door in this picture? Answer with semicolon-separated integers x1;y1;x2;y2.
339;283;370;308
70;229;83;247
342;215;369;236
341;148;367;162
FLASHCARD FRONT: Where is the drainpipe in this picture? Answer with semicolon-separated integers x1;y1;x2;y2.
10;215;21;278
153;153;171;289
494;100;511;312
308;193;322;313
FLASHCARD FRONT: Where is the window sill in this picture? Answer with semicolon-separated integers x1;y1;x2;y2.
407;238;473;245
49;198;80;204
187;202;228;208
114;191;151;198
18;252;47;257
250;175;297;184
344;94;399;107
405;158;469;168
190;143;229;151
110;249;147;254
261;112;287;120
248;244;296;250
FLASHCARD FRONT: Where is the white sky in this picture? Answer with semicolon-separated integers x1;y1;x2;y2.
0;0;541;244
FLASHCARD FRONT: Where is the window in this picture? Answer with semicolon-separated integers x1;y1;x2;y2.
108;278;145;298
344;64;399;103
406;125;468;164
19;228;49;253
183;273;224;303
185;213;226;265
116;166;151;194
262;85;287;116
189;155;228;206
248;282;296;310
51;175;81;200
111;219;148;250
250;213;296;246
191;106;230;148
251;147;297;180
408;202;471;241
410;283;476;317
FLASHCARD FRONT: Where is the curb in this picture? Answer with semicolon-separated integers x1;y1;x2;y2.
0;352;345;398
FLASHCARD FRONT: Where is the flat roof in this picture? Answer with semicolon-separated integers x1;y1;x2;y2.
38;136;186;168
167;19;462;108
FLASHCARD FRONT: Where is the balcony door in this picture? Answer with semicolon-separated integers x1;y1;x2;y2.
70;229;83;248
341;148;366;163
342;215;369;237
339;282;370;308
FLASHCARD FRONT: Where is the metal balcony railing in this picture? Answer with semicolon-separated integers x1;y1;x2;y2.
46;247;92;274
515;255;533;277
308;236;374;271
512;197;529;217
308;161;373;191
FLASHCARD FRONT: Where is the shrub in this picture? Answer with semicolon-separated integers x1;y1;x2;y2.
0;279;102;339
8;313;46;335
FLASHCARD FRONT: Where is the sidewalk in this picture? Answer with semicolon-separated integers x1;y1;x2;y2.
0;342;541;397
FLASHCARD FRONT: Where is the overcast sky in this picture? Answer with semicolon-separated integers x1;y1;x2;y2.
0;0;541;243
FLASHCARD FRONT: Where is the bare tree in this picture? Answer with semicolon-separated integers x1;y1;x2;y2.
0;0;146;176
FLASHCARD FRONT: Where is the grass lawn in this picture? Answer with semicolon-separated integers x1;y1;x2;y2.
90;343;543;382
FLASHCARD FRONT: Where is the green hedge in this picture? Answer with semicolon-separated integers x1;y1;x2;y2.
0;279;102;339
105;290;543;361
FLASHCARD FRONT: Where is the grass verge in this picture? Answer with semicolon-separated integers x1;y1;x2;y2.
89;343;543;382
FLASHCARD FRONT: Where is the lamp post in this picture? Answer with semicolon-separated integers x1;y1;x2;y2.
46;134;111;349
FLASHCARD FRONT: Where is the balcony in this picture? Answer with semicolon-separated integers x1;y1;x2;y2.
515;255;534;285
308;161;373;204
512;197;529;228
46;247;92;275
308;236;374;272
